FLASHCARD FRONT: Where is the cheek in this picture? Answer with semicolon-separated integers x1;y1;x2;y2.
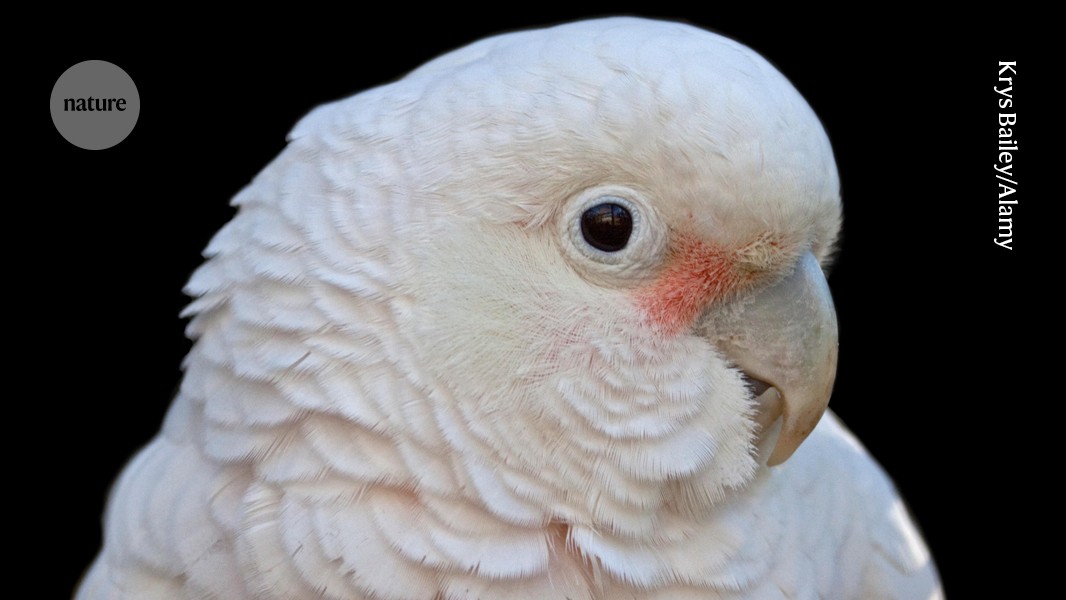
634;235;743;335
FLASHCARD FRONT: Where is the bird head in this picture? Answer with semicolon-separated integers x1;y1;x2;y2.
182;17;840;537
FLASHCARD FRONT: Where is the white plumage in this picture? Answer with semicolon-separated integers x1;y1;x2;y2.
77;17;942;599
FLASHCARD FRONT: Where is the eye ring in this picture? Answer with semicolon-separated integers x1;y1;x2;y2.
580;201;633;252
561;186;666;284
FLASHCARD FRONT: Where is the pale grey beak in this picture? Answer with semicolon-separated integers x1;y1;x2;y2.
706;252;839;466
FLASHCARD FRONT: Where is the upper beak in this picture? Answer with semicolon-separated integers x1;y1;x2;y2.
704;251;838;466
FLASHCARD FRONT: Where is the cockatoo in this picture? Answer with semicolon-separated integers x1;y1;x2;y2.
77;17;942;600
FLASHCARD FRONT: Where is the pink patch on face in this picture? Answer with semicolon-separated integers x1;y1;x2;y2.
635;234;742;335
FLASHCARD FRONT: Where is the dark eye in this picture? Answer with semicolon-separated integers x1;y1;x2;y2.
580;202;632;252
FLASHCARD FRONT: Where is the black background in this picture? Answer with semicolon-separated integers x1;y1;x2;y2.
37;8;1043;598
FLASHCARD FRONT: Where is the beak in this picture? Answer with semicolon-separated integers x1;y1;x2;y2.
705;252;838;466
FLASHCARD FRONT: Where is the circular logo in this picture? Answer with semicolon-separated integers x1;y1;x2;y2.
51;60;140;150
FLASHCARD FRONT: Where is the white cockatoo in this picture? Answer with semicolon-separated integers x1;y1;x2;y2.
77;17;942;600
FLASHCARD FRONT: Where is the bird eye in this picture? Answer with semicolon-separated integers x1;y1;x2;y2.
562;187;663;278
580;201;633;252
